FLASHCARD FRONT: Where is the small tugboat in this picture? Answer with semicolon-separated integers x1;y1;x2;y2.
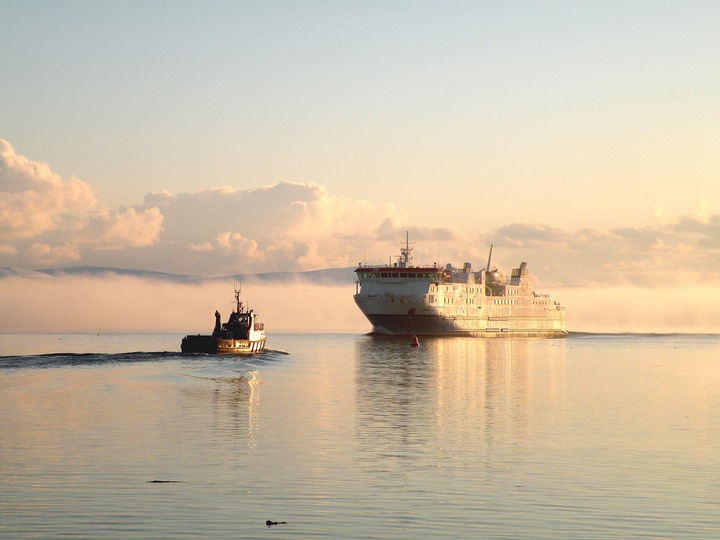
181;285;266;354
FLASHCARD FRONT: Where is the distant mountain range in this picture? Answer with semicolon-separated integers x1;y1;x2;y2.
0;266;357;285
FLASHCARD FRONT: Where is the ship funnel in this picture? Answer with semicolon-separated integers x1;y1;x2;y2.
486;244;494;272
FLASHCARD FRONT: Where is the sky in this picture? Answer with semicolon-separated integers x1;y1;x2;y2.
1;1;720;333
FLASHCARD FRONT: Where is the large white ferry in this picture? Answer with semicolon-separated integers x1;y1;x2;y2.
354;233;567;338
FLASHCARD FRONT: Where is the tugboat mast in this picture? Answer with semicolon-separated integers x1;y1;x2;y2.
234;282;243;313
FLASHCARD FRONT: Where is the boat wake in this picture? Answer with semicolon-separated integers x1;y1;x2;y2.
0;351;184;370
0;348;291;370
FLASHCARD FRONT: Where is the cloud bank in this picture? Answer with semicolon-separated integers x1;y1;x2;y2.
4;137;720;288
1;138;447;275
0;139;163;265
2;138;720;334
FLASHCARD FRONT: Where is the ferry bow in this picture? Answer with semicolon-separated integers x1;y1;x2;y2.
353;233;566;338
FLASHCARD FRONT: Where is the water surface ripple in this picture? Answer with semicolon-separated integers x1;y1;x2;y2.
1;333;719;538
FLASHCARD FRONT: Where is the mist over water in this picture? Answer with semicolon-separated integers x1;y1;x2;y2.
2;274;720;335
557;286;720;334
0;275;367;334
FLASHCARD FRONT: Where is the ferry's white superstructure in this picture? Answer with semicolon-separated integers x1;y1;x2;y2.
354;234;566;337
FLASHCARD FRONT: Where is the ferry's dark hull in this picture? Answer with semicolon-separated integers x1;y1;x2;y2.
181;334;266;354
363;313;567;338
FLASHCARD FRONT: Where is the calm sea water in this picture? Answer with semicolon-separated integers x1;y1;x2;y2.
1;332;719;539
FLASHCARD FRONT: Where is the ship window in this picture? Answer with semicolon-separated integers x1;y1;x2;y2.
392;273;399;278
381;273;388;278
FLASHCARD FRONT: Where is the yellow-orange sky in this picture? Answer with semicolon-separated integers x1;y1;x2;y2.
2;3;719;333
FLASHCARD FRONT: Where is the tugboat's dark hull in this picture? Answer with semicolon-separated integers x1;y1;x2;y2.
181;334;266;354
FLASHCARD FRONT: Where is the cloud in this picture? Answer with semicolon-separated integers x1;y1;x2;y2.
0;138;96;240
483;214;720;288
0;139;411;273
3;137;720;299
25;243;82;265
493;222;572;249
214;232;264;260
0;139;163;264
63;207;164;249
375;217;456;242
133;181;406;274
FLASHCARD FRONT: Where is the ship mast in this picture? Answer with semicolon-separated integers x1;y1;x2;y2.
398;230;414;268
234;282;243;313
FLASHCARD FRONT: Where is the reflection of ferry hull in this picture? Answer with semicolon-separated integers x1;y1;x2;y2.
354;234;567;338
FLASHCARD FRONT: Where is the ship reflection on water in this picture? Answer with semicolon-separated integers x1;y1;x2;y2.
179;367;260;448
354;336;568;473
3;334;719;538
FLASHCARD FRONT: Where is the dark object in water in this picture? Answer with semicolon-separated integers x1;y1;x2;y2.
147;480;184;483
266;520;287;527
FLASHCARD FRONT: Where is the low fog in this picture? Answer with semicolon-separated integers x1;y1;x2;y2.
0;274;368;335
2;273;720;335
